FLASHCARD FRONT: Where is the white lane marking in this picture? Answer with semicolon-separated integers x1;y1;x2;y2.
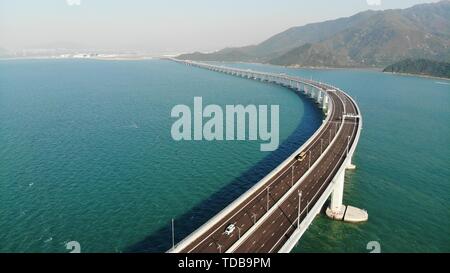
186;84;352;252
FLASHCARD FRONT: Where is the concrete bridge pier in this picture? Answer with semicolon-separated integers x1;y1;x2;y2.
312;88;317;99
326;157;368;223
322;95;329;110
316;90;323;104
346;157;356;170
327;170;346;220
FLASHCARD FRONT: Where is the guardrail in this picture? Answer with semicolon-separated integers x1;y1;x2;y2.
167;59;361;253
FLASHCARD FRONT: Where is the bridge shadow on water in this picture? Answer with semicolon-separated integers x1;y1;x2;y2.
125;92;323;252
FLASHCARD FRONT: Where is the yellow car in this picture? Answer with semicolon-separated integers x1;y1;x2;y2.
296;151;307;162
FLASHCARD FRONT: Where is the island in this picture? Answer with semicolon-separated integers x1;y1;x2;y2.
383;59;450;79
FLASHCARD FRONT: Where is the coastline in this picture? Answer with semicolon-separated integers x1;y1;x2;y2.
3;56;449;82
382;71;450;81
203;60;376;70
192;59;383;72
0;56;154;61
189;60;450;81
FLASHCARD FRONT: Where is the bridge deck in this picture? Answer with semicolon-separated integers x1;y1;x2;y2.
169;59;361;253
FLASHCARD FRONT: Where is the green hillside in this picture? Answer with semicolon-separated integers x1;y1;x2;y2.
383;58;450;79
178;1;450;68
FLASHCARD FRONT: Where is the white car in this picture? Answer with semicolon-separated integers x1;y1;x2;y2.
224;224;236;235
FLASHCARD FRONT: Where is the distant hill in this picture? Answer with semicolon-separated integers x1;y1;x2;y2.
178;1;450;68
383;58;450;79
179;10;377;63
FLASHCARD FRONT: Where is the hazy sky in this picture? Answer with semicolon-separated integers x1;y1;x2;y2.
0;0;442;54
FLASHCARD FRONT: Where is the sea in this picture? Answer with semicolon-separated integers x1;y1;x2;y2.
0;59;448;252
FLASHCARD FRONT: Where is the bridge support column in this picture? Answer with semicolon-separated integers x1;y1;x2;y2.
327;170;346;220
346;157;356;170
317;91;323;104
326;162;368;223
322;95;329;110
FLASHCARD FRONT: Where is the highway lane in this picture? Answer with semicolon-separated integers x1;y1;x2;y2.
241;123;356;252
273;94;358;252
178;86;346;253
233;92;358;252
170;60;360;253
177;88;340;252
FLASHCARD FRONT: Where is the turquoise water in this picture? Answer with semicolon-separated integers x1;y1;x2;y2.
0;59;321;252
222;62;450;252
1;59;449;253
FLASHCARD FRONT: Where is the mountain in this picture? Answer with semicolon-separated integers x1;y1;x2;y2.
383;58;450;79
179;10;377;63
178;1;450;68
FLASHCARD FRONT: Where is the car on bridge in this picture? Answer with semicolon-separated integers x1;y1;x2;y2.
224;224;236;236
296;151;307;162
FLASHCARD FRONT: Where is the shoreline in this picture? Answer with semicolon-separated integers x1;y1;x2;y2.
0;56;155;61
197;59;384;72
198;60;450;81
3;56;449;82
382;71;450;81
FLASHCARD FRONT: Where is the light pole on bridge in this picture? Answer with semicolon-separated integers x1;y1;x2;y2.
266;186;270;212
171;218;175;250
347;135;350;156
308;150;312;169
297;191;302;229
291;164;295;187
251;213;257;224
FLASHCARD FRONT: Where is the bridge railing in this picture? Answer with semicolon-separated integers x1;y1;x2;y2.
170;58;327;96
168;58;361;253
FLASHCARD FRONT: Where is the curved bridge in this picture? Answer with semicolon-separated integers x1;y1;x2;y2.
168;59;366;253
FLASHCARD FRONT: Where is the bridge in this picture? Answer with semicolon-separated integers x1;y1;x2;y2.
168;58;367;253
